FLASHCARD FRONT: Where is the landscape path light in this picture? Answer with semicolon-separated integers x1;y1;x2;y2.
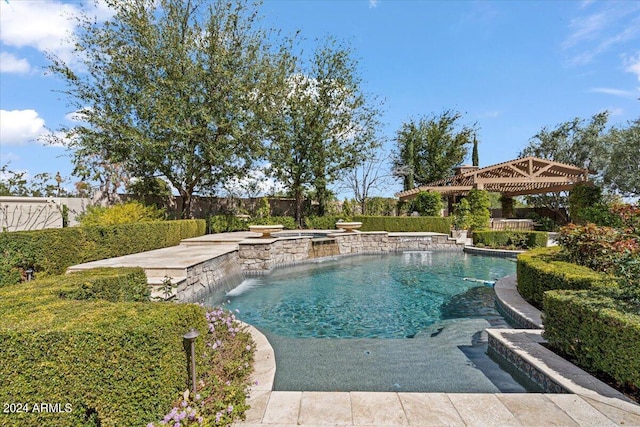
183;328;200;396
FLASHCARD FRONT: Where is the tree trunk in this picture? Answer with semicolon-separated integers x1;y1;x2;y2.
180;191;192;219
294;188;303;227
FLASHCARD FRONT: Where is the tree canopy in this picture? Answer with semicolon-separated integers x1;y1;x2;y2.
518;112;611;222
393;110;476;191
47;0;291;217
266;37;383;223
604;117;640;197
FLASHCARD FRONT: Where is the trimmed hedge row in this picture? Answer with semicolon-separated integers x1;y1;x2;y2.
516;247;618;309
0;220;205;284
57;267;150;302
473;230;548;249
304;215;349;230
353;216;452;234
543;290;640;389
208;215;297;233
0;269;208;427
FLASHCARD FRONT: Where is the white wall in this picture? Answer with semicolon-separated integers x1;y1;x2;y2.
0;197;90;231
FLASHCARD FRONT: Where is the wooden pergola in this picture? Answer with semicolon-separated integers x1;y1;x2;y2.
396;156;592;202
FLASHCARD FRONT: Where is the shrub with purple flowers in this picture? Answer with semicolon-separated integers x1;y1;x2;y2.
150;305;255;426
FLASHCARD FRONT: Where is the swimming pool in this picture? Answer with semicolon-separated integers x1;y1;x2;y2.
204;252;536;392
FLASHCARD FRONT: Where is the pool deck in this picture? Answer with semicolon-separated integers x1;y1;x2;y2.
66;232;640;426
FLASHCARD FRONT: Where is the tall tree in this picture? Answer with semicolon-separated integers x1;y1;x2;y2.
604;117;640;197
46;0;291;217
393;110;475;190
266;37;383;222
472;134;479;167
338;151;393;215
519;112;610;222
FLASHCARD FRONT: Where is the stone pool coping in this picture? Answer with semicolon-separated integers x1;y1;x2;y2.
491;275;636;403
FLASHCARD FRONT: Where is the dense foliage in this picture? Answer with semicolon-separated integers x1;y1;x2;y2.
266;37;383;222
304;215;349;230
393;110;475;190
519;203;640;399
603;117;640;197
516;247;618;309
518;113;608;222
409;191;444;216
558;204;640;302
208;215;297;233
0;269;253;426
353;216;452;234
543;290;640;394
47;0;291;217
77;201;165;226
0;219;205;285
473;231;548;250
453;189;491;231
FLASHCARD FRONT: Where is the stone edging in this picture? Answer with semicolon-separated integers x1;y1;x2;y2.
463;246;525;258
490;275;636;403
494;275;542;329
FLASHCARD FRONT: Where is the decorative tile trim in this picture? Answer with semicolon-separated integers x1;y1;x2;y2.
463;246;524;258
487;333;568;394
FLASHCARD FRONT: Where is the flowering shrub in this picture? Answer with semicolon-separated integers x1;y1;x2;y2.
558;203;640;305
150;306;255;427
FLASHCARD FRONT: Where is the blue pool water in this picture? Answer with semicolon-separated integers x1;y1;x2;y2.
206;252;515;339
203;252;534;392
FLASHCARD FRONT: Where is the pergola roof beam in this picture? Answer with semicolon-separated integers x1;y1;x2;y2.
396;156;593;201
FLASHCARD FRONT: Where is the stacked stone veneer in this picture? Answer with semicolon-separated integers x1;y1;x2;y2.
177;251;244;302
239;237;313;274
239;232;463;274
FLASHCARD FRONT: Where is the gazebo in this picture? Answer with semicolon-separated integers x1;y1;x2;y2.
396;156;593;227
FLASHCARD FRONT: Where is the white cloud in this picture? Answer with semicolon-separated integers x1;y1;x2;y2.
0;110;47;145
0;1;113;68
0;51;31;74
624;52;640;81
563;3;640;66
589;87;638;98
0;1;80;64
369;0;378;9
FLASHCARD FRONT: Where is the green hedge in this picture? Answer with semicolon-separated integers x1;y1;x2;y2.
353;216;452;234
57;268;150;302
473;230;548;249
209;215;250;233
516;246;619;309
543;290;640;389
209;215;297;233
248;216;297;230
0;220;205;284
0;269;208;427
304;215;351;230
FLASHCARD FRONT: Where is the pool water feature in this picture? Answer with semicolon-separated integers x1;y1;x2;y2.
203;252;538;393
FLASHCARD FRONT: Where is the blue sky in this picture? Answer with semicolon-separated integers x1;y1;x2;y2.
1;0;639;198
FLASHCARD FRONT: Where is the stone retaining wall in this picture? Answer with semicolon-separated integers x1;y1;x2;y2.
178;251;244;302
238;232;463;274
239;237;312;273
